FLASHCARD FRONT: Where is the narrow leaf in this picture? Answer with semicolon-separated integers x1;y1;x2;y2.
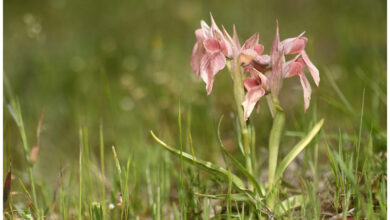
151;130;247;191
268;109;285;190
274;119;324;182
217;116;264;196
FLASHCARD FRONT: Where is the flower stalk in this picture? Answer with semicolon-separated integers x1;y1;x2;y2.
230;58;254;187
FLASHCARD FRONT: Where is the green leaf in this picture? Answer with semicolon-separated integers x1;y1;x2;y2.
268;109;285;190
150;131;247;191
216;116;264;197
274;195;304;216
274;119;324;183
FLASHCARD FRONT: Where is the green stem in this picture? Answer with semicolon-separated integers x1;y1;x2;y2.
267;105;285;210
231;59;245;130
99;123;106;220
230;59;253;186
28;167;39;216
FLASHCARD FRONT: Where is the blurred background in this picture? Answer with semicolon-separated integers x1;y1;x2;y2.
4;0;386;196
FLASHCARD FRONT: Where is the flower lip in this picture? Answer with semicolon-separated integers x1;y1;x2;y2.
203;39;222;53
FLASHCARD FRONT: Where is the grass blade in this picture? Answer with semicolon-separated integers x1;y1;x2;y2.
30;109;45;164
195;192;251;202
275;195;304;216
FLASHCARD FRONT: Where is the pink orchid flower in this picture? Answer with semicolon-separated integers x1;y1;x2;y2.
239;34;270;120
190;14;234;95
241;66;268;120
281;31;320;111
242;22;320;120
267;22;319;112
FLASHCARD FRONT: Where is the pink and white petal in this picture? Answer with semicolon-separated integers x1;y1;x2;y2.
200;20;212;39
270;21;281;63
239;49;258;65
254;54;270;66
298;73;312;111
191;41;204;78
243;77;260;90
254;55;270;65
283;58;305;78
195;29;205;42
201;20;210;30
243;33;259;50
222;25;233;44
270;21;284;97
290;37;307;53
244;66;268;87
200;55;213;95
232;24;241;50
200;52;226;95
211;52;227;74
281;33;307;54
257;70;268;87
301;50;320;86
242;86;265;120
203;39;221;53
210;13;223;37
254;44;264;55
219;37;233;58
222;25;239;57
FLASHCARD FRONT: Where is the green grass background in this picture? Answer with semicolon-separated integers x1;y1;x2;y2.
4;0;387;218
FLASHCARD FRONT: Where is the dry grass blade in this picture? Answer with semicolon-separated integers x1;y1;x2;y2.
30;109;45;164
3;165;12;208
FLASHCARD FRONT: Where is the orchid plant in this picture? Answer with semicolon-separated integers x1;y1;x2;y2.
152;14;324;218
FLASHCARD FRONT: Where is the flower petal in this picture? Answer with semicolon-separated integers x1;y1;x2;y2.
209;13;223;38
298;73;312;111
221;25;236;58
200;20;212;39
269;21;284;97
253;54;270;66
270;21;281;65
242;80;265;120
301;50;320;86
191;41;204;78
195;29;205;42
254;44;264;55
283;58;305;78
281;32;307;54
244;66;268;88
239;49;258;66
243;76;260;90
203;39;221;53
232;24;241;50
242;33;259;50
200;52;226;95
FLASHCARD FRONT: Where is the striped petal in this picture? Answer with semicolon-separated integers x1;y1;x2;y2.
200;52;226;95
